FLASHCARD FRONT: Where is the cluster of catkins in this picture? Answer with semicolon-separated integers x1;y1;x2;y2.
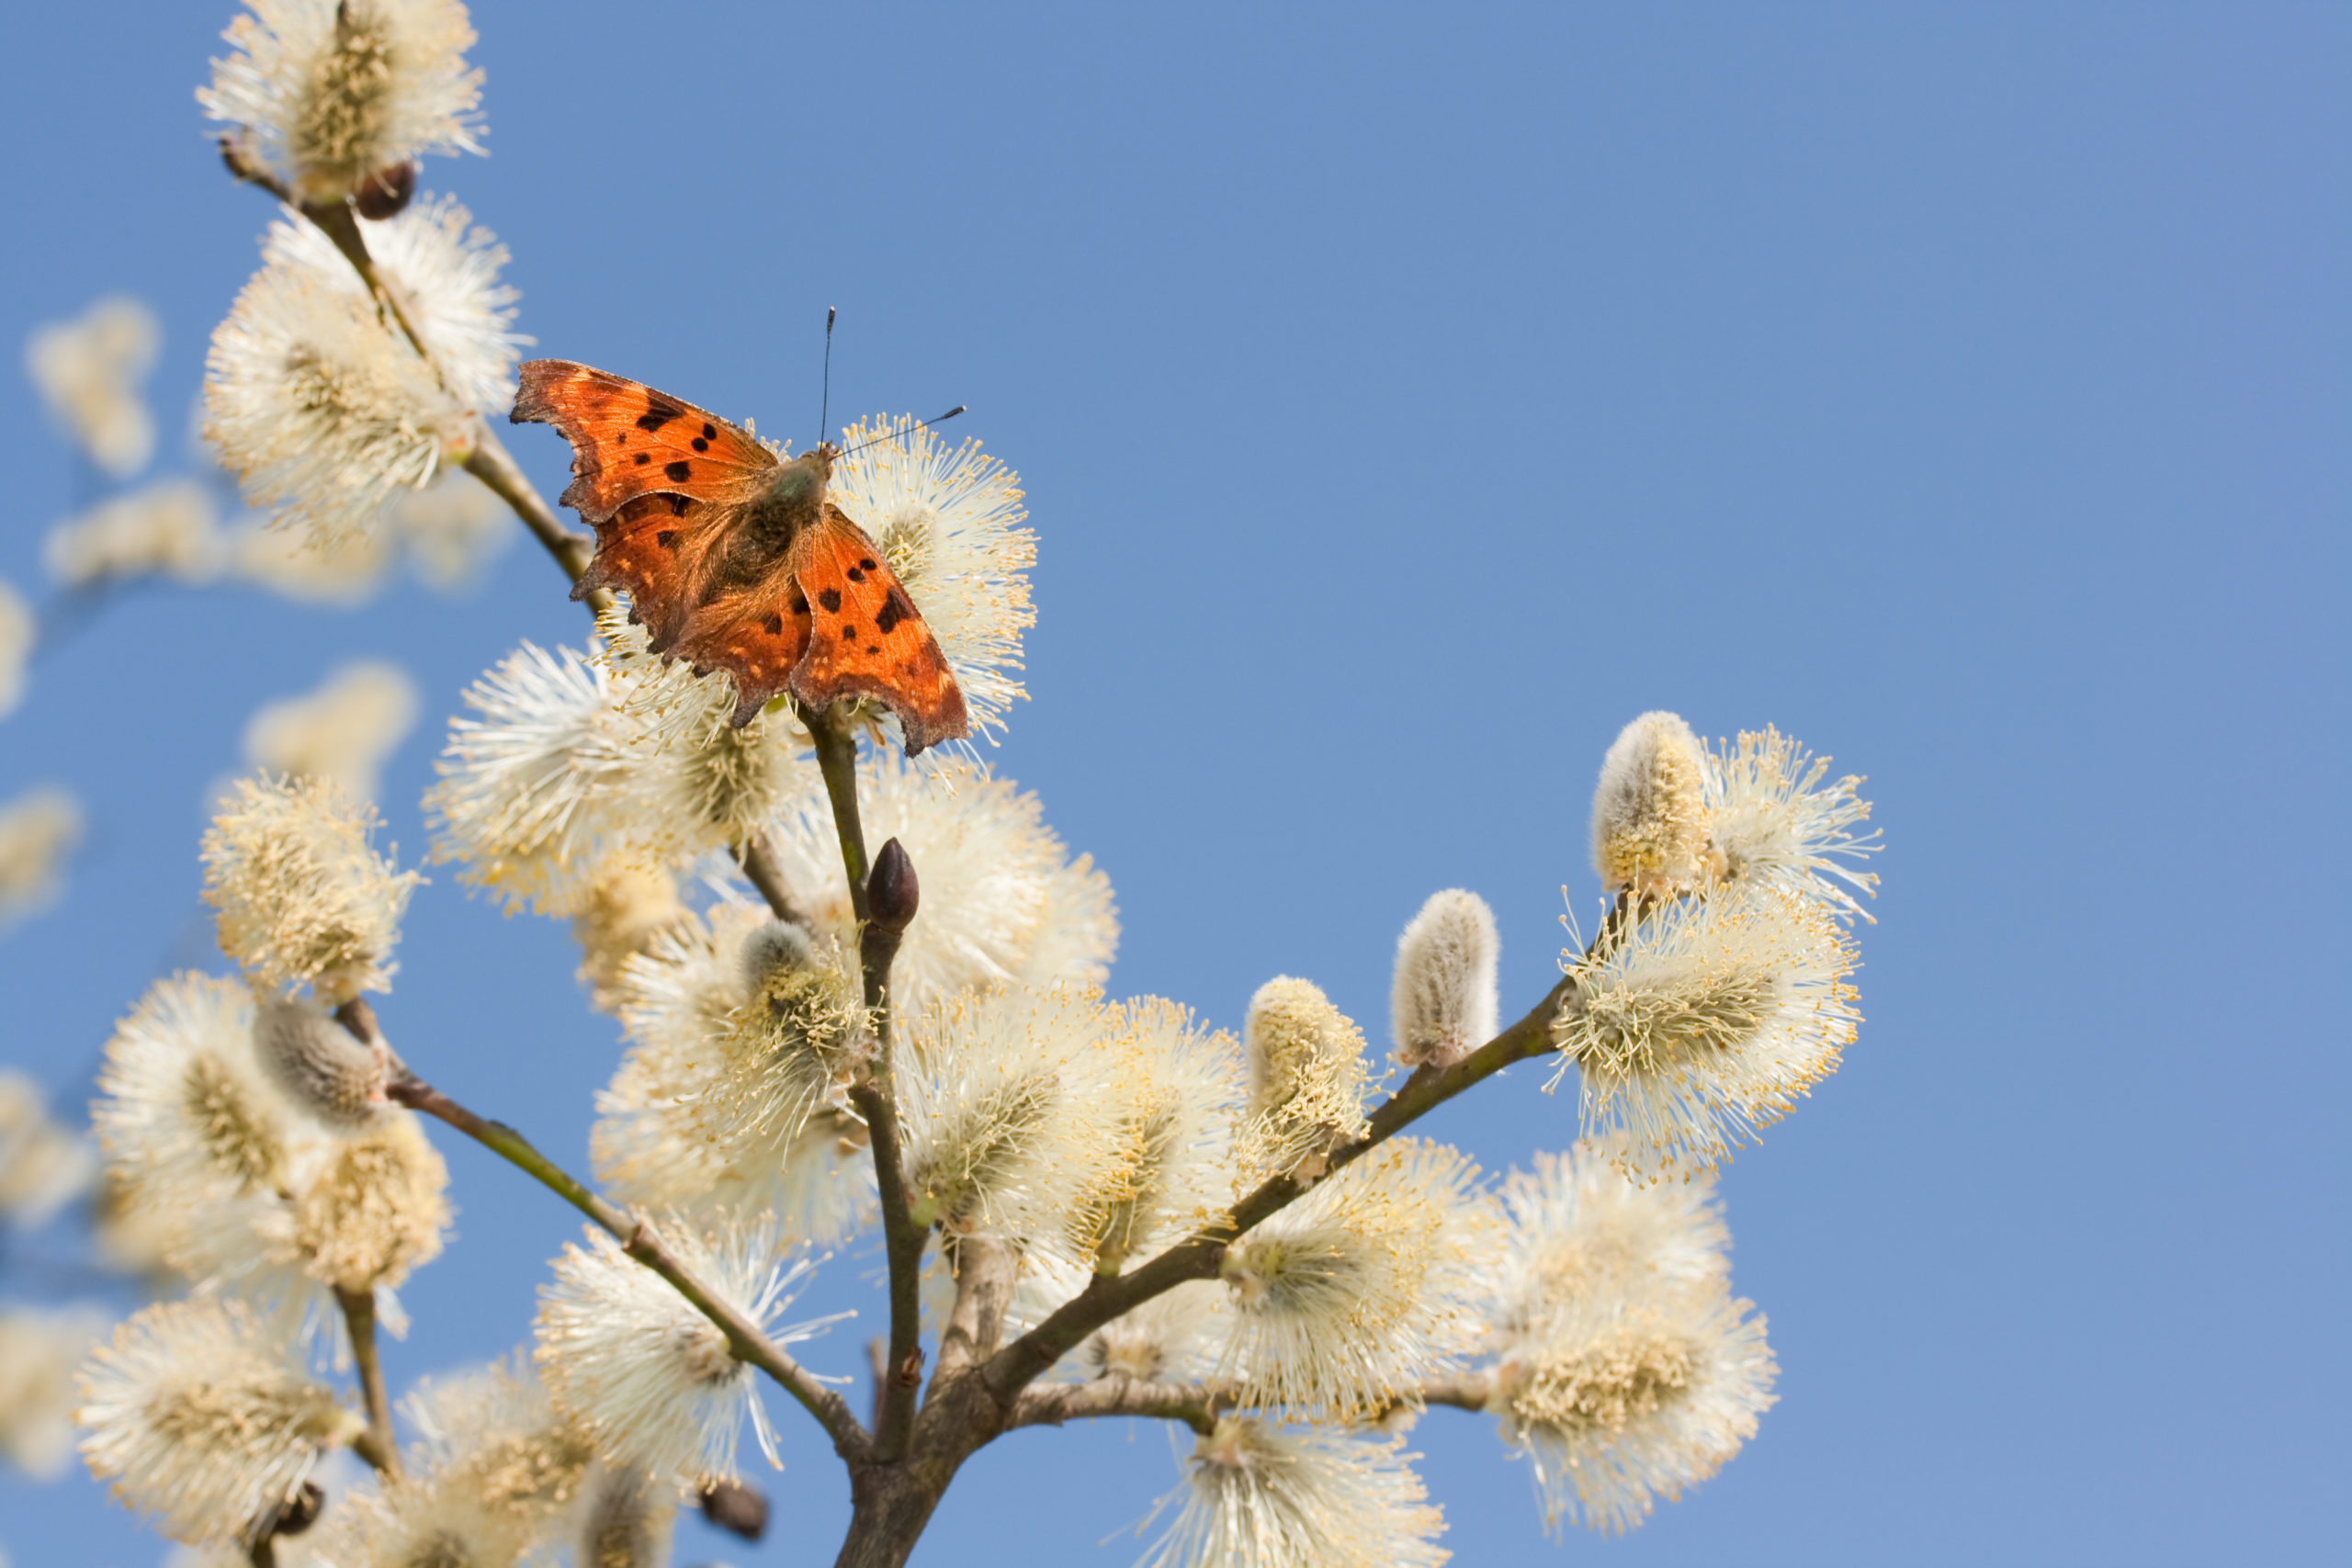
48;4;1884;1565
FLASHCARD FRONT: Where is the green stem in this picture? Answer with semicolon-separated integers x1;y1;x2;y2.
387;1073;870;1458
803;706;871;920
334;1287;400;1476
802;703;927;1458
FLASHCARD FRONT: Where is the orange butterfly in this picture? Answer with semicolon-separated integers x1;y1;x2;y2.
511;359;971;754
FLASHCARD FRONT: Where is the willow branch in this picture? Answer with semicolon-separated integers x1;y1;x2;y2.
1008;1369;1497;1435
737;834;813;928
802;705;931;1460
933;1236;1013;1385
1010;1377;1219;1436
385;1071;869;1458
219;135;602;607
802;707;871;919
981;973;1580;1402
334;1287;400;1476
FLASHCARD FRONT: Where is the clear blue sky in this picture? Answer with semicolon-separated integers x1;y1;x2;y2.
3;3;2345;1563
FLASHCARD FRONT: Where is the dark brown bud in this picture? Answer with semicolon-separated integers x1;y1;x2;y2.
698;1480;770;1542
353;161;418;220
866;838;920;931
267;1480;325;1539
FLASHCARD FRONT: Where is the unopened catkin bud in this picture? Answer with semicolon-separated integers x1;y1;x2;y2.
740;919;819;989
1590;711;1713;896
1242;977;1371;1178
253;997;389;1126
866;837;920;931
1390;889;1499;1069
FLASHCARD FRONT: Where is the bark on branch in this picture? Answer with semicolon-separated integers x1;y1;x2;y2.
979;973;1580;1404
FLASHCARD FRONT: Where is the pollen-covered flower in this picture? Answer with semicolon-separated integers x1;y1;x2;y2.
536;1213;837;1483
0;1070;99;1227
599;612;815;863
243;660;420;804
1239;977;1372;1179
205;239;473;545
25;296;159;477
261;195;523;412
203;773;422;1002
1704;726;1881;923
896;984;1125;1251
44;479;224;589
763;753;1116;1012
1490;1145;1730;1334
571;859;688;1007
428;637;652;914
829;415;1035;745
593;906;873;1238
309;1474;539;1568
1549;885;1860;1181
91;973;316;1290
0;786;84;927
282;1111;449;1293
0;580;32;719
1493;1282;1776;1535
1390;890;1499;1070
1590;712;1713;897
76;1296;356;1545
1216;1138;1497;1416
1139;1416;1450;1568
398;1353;594;1522
199;0;485;203
1068;997;1241;1270
0;1304;108;1478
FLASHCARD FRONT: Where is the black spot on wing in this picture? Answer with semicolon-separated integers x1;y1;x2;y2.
763;615;784;635
790;592;809;615
665;461;692;482
702;423;717;440
657;531;677;549
634;452;650;466
637;402;681;433
858;558;876;571
875;587;915;635
818;588;842;613
692;436;709;452
846;566;865;582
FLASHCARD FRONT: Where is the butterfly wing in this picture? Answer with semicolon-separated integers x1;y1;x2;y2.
512;360;775;525
787;503;970;754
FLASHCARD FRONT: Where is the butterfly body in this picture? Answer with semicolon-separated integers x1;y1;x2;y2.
511;359;969;752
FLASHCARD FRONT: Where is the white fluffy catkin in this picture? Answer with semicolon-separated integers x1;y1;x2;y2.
1589;711;1713;896
1390;888;1499;1068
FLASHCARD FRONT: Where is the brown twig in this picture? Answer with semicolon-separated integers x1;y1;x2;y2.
219;134;603;608
980;972;1580;1404
334;1287;400;1477
385;1071;870;1458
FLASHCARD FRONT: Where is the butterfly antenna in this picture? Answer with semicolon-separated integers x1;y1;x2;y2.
837;406;967;458
819;305;836;447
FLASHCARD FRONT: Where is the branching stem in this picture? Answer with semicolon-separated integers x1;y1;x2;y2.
218;136;602;608
385;1072;870;1458
979;972;1579;1403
